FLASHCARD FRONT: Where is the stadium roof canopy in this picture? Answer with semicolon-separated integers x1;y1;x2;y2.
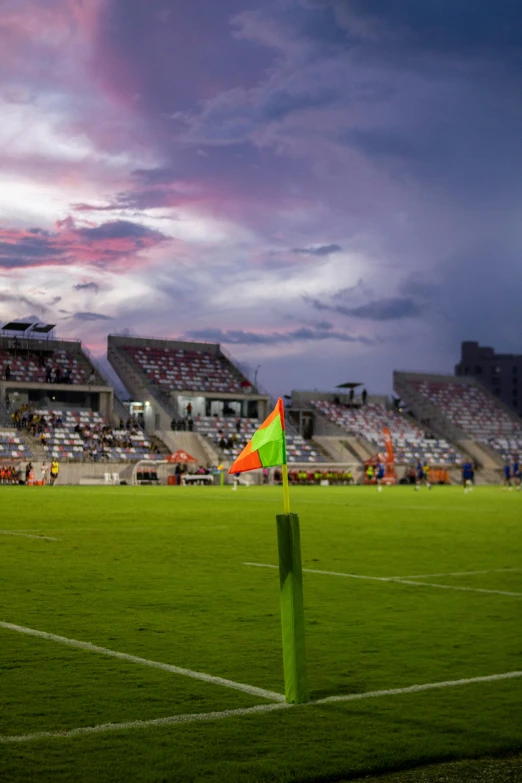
1;320;57;339
336;382;363;389
30;323;55;334
2;321;34;333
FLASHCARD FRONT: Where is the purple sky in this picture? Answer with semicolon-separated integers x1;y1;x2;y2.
1;0;521;396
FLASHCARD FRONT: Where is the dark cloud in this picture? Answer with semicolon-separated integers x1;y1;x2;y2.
74;220;165;242
74;282;99;293
307;294;422;320
71;312;114;322
293;244;342;257
333;0;522;62
184;327;374;345
0;292;47;313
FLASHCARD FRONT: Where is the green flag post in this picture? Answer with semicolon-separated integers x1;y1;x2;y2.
277;464;309;703
227;398;308;703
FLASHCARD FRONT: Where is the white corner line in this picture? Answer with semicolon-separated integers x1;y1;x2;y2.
0;531;60;542
1;670;520;744
314;670;522;705
243;563;522;598
0;702;292;744
0;621;285;703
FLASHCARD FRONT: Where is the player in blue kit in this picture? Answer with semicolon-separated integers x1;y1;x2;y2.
513;458;521;491
415;460;431;490
376;460;385;492
462;459;474;493
503;462;512;490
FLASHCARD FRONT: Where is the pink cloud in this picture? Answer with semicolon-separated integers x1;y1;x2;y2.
0;218;171;270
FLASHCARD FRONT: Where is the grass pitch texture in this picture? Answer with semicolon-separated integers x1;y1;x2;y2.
0;486;521;782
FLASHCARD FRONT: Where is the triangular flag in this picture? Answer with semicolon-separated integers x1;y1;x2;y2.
229;398;286;473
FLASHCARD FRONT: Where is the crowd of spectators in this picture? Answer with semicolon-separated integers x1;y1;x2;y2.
10;406;158;462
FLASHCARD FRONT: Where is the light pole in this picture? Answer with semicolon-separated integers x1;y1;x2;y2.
253;364;261;390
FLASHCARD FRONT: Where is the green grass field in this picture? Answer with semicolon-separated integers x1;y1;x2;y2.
1;485;521;782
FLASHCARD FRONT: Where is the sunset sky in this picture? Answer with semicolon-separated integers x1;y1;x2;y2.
1;0;521;395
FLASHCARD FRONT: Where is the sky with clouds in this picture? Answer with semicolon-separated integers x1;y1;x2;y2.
1;0;521;396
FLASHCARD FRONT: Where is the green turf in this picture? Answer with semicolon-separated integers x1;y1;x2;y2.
0;485;521;782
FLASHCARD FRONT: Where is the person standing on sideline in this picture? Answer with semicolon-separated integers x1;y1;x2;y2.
50;459;59;486
512;458;520;491
41;462;48;486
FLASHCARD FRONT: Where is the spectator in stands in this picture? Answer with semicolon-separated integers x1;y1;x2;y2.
63;368;71;384
235;419;241;434
186;402;192;417
5;393;10;410
54;366;62;384
4;363;11;381
87;370;96;384
188;417;194;432
45;364;52;383
362;388;367;406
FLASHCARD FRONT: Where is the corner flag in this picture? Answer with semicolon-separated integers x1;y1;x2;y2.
229;398;286;474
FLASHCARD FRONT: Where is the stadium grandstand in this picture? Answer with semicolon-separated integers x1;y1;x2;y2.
290;389;463;468
107;334;329;469
394;371;522;464
2;319;519;484
0;318;129;480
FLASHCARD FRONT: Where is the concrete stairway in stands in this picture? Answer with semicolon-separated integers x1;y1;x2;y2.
155;430;219;466
312;436;362;464
456;439;503;470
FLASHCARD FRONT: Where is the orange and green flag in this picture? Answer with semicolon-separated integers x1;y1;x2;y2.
229;398;286;473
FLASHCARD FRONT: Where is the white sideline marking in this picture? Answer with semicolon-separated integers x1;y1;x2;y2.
389;578;522;598
398;568;522;579
245;562;392;582
0;621;285;703
315;670;522;704
0;530;59;541
1;670;520;744
0;702;291;744
244;563;522;598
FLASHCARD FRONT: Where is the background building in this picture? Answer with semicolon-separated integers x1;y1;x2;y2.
455;341;522;418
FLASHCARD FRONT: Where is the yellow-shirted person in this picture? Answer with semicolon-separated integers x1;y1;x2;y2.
50;459;59;486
